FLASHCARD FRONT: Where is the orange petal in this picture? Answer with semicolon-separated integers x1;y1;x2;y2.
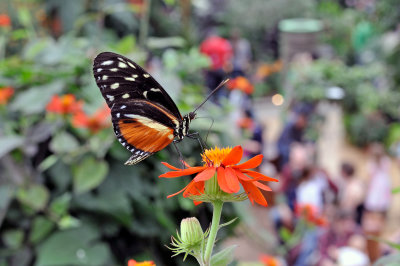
241;170;279;182
159;166;206;178
234;169;253;181
254;181;272;192
161;162;181;171
167;182;192;198
221;146;243;166
183;180;204;197
224;167;241;193
233;154;263;169
217;167;235;193
193;167;216;182
241;180;268;207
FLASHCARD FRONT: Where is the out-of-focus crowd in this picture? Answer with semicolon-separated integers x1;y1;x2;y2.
199;30;397;266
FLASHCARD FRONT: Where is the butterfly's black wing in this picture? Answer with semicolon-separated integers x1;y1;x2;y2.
93;52;182;120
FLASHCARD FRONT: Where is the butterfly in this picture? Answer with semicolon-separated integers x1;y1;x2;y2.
93;52;227;165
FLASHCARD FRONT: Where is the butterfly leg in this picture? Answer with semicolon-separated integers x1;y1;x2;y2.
172;139;186;169
187;132;213;164
187;132;209;151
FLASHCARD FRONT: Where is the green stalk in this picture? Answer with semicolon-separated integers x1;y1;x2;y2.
203;200;223;265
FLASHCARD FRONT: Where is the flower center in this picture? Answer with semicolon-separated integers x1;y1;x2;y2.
201;146;232;167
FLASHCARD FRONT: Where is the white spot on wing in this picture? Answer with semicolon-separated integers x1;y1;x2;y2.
127;62;136;69
143;74;150;78
150;88;161;92
133;74;138;78
102;75;108;80
97;68;102;72
122;93;130;99
116;113;120;118
110;68;118;72
121;105;126;109
110;83;119;89
118;57;125;61
125;77;135;81
101;60;113;66
106;95;114;101
143;91;148;98
118;62;128;68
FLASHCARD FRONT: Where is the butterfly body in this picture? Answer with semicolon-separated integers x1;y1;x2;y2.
93;52;196;165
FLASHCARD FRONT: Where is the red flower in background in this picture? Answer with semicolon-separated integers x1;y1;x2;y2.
0;86;14;105
200;36;233;70
46;94;83;115
295;203;328;227
160;146;278;207
72;105;111;133
0;14;11;28
227;76;254;94
127;259;155;266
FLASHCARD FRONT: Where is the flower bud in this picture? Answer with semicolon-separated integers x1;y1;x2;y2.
180;217;203;247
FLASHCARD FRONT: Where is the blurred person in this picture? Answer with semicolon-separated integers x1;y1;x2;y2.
237;109;264;159
296;166;334;215
338;162;365;225
364;143;391;215
200;32;232;103
277;111;308;171
229;28;252;77
362;143;392;262
278;143;310;211
336;234;369;266
318;210;364;266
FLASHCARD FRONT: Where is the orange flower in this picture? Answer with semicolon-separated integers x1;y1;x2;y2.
0;86;14;105
0;14;11;28
127;259;155;266
46;94;83;114
295;204;327;227
271;60;283;72
260;254;279;266
160;146;278;207
72;105;111;133
227;76;254;94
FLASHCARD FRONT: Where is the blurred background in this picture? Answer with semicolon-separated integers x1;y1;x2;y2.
1;0;400;265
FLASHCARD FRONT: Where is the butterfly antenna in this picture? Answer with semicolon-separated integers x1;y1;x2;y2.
192;79;229;114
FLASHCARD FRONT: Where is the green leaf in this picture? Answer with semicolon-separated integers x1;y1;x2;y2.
58;215;81;229
0;185;15;209
112;35;136;54
47;160;72;192
10;81;64;115
38;155;58;172
211;245;237;266
17;184;49;211
2;229;24;249
35;226;112;266
29;216;55;244
49;132;79;154
73;157;108;194
0;136;24;158
392;187;400;194
219;217;239;230
279;227;292;242
49;193;71;218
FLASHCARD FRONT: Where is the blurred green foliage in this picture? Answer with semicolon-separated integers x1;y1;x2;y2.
0;1;237;265
290;57;400;148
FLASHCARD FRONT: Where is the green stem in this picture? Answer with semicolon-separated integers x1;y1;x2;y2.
203;200;223;265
